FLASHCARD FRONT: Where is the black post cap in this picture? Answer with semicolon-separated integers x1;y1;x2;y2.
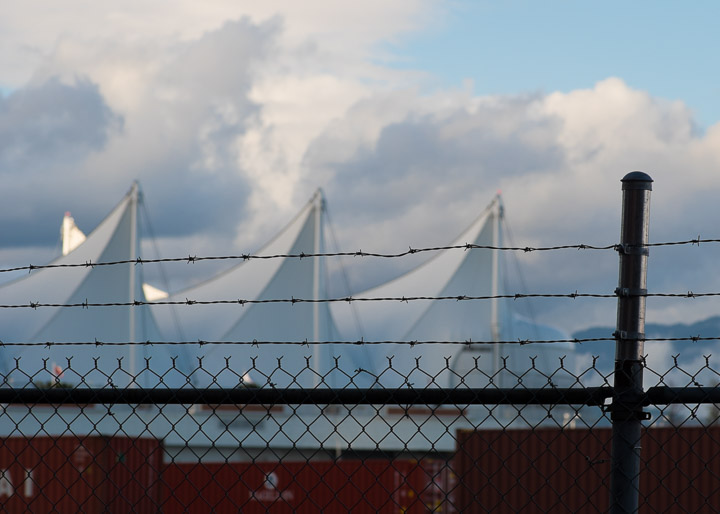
621;171;653;191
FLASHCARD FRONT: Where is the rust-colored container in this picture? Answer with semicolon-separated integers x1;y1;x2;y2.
454;426;720;513
162;458;454;513
0;435;163;513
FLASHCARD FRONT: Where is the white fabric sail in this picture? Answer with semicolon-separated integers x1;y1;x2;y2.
330;197;575;389
61;212;87;255
61;212;168;300
0;184;190;387
151;190;372;388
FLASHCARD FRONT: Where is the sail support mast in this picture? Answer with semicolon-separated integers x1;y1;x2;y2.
491;195;502;385
129;183;138;385
312;190;322;387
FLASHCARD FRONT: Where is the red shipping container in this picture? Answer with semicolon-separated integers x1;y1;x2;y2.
453;426;720;513
0;435;163;513
162;458;454;513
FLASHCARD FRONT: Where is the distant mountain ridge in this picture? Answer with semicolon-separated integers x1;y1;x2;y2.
571;315;720;374
573;315;720;342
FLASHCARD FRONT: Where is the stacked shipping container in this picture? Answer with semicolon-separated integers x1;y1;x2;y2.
453;426;720;513
4;427;720;512
0;436;163;512
163;459;454;513
0;436;453;513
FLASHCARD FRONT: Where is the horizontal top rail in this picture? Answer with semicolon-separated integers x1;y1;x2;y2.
0;386;714;407
0;386;613;406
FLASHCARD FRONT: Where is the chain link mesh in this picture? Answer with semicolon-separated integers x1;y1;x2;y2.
0;356;716;512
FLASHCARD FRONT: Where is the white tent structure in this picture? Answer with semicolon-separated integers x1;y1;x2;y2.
0;184;191;388
151;190;373;389
60;211;169;301
330;196;575;390
1;185;575;395
60;212;87;255
152;191;575;392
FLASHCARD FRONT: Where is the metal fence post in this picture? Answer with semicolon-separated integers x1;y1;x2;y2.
610;171;653;513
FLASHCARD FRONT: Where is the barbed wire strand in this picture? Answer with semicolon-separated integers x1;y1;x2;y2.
1;237;716;275
2;290;719;310
1;335;719;347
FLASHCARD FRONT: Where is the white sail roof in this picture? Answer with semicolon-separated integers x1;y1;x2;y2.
0;184;190;388
61;212;87;255
61;214;169;302
1;187;574;392
330;197;575;389
152;192;574;390
151;191;372;388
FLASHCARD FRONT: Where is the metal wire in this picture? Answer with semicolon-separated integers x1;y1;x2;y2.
0;337;607;347
4;335;720;347
1;289;719;312
3;236;718;274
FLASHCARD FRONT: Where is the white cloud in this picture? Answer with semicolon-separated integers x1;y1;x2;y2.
0;1;433;90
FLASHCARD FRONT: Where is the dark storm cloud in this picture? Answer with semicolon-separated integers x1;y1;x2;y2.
0;78;122;246
0;78;121;169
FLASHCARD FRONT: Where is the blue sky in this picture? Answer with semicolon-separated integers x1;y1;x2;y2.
389;1;719;128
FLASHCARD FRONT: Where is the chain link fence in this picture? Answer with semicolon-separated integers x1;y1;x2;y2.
0;357;719;512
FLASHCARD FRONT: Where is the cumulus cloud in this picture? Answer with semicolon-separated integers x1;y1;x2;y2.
83;18;279;239
0;18;279;248
307;91;564;226
0;1;433;90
